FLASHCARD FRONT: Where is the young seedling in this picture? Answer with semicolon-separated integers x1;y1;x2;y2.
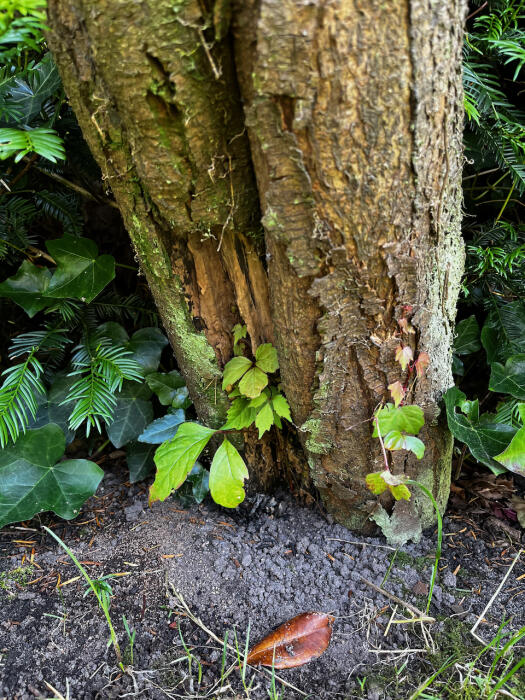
43;526;123;667
122;615;136;666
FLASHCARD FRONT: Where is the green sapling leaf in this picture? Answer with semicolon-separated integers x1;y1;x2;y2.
373;404;424;437
238;366;268;398
222;356;252;390
383;430;425;459
255;343;279;373
209;438;249;508
223;398;257;430
365;472;388;495
271;393;292;422
255;401;274;438
150;423;216;503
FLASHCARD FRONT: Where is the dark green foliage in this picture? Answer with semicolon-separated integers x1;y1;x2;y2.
449;1;525;476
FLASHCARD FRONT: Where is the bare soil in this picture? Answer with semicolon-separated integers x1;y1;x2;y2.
1;466;524;699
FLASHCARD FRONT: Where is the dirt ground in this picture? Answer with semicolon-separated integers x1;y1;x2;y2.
1;465;524;700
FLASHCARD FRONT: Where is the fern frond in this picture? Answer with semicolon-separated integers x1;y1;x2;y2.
61;334;143;435
43;298;82;323
34;189;83;235
0;348;45;447
9;327;71;359
92;293;159;325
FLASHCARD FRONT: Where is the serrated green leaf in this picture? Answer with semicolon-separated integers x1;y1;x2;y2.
138;410;185;444
255;343;279;373
126;441;155;483
390;484;411;501
454;316;481;355
271;393;292;422
489;354;525;400
255;401;274;438
373;404;424;437
444;387;516;474
0;260;52;317
222;356;252;390
45;235;115;303
209;438;248;508
150;422;216;503
233;323;247;348
365;472;388;495
146;371;186;405
0;424;103;528
248;390;269;409
222;397;256;430
126;327;168;375
106;382;153;448
384;430;425;459
238;366;268;398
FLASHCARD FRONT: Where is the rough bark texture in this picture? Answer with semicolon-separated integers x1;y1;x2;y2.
47;0;465;534
232;0;465;533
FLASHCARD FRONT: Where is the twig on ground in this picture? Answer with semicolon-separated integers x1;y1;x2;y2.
470;548;523;645
326;537;396;550
168;585;308;697
360;577;435;623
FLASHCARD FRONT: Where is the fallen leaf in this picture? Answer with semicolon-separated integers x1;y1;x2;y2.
510;496;525;528
247;612;334;669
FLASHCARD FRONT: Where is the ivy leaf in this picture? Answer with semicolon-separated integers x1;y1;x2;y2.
150;423;216;503
138;410;186;444
126;441;155;483
106;382;153;449
175;462;210;506
494;404;525;476
126;327;168;375
365;472;388;495
255;343;279;373
489;354;525;400
454;316;480;355
209;438;249;508
45;235;115;303
233;324;247;345
373;404;424;437
0;260;52;317
238;366;268;398
388;381;405;408
443;387;516;474
171;386;191;410
28;373;76;443
383;430;425;459
146;371;186;405
0;424;103;528
395;345;413;371
271;393;292;422
255;401;274;438
222;356;252;390
223;397;256;430
97;321;129;345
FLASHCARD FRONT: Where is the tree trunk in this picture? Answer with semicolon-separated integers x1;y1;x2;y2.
46;0;466;535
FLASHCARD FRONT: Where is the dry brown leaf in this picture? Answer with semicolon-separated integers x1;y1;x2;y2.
247;612;334;669
511;496;525;529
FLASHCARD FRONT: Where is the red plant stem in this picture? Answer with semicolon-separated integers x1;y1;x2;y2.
374;416;390;472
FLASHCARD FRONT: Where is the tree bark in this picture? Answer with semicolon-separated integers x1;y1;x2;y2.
46;0;466;535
